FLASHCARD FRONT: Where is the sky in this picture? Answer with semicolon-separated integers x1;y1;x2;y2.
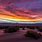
0;0;42;23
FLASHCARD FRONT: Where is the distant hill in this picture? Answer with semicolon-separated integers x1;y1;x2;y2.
0;22;42;26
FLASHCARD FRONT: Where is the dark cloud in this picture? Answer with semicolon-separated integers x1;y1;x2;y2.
0;0;15;6
4;3;16;13
0;0;16;12
0;0;42;13
15;0;42;12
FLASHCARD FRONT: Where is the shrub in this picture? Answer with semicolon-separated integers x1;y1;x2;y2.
4;28;18;33
25;31;41;39
38;28;42;32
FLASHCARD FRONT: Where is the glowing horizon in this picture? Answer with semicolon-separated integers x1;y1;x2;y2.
0;9;42;23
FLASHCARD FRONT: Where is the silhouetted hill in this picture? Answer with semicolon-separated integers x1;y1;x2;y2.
0;23;42;26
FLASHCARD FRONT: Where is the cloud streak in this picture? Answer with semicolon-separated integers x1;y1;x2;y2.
0;0;42;23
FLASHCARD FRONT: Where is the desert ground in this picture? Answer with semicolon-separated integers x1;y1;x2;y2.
0;29;42;42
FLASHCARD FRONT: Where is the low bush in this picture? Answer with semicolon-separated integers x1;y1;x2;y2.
4;28;18;33
25;31;41;40
38;28;42;32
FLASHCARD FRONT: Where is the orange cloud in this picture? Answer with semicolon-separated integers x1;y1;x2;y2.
0;8;42;22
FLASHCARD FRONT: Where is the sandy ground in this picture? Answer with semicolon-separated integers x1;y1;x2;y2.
0;29;42;42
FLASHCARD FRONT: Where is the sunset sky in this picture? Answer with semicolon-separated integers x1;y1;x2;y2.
0;0;42;23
